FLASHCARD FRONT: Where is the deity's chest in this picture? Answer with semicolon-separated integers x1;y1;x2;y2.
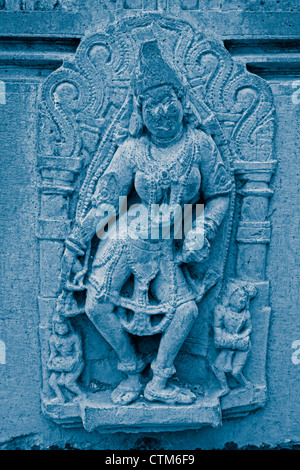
54;336;73;355
133;137;200;205
223;310;247;334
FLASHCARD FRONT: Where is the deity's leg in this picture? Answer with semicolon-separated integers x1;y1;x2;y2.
155;300;198;372
231;350;250;387
49;372;66;403
144;300;199;404
85;286;138;366
211;354;230;397
85;286;145;404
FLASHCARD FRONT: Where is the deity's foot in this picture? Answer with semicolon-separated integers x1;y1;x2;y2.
144;381;196;405
219;386;230;398
49;396;65;405
72;393;87;404
232;371;250;388
110;375;143;405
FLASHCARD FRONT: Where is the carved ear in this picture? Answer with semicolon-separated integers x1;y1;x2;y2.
183;97;201;127
129;96;143;137
246;283;257;299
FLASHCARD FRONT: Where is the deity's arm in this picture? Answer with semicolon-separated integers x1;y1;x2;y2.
72;333;83;362
213;306;237;349
196;130;232;242
65;140;135;252
181;132;231;263
203;196;230;243
47;337;57;365
214;306;243;349
238;314;252;339
182;131;232;262
213;305;225;347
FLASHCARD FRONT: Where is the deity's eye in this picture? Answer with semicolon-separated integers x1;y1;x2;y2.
166;98;176;105
150;104;159;112
166;102;178;114
144;103;157;114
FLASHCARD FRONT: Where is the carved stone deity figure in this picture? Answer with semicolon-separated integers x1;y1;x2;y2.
212;281;257;397
59;39;232;406
47;312;84;403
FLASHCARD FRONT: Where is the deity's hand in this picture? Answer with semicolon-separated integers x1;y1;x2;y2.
235;336;250;351
182;227;210;264
59;247;81;290
49;356;76;372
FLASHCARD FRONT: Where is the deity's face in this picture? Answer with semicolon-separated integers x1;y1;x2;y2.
142;85;183;141
54;321;70;336
229;288;248;312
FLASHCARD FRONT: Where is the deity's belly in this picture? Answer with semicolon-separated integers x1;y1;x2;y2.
97;205;181;244
223;312;246;334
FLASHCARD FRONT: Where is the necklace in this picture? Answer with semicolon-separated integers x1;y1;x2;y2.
146;129;190;178
146;129;195;207
150;126;184;148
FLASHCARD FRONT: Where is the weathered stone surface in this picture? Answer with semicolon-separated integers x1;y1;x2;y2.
81;392;221;433
0;0;299;450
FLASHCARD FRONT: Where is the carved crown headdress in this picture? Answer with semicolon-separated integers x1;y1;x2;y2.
225;280;257;303
134;40;184;98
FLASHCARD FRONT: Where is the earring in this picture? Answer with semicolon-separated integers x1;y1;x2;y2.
129;96;143;137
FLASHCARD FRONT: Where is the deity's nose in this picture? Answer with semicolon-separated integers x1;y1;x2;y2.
155;103;166;117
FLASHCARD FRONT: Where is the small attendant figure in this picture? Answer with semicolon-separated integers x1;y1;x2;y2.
48;313;84;403
212;281;257;397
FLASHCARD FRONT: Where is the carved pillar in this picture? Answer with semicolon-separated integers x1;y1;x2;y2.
234;160;277;281
37;156;81;399
221;160;277;417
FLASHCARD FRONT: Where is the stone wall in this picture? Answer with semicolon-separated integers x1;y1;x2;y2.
0;0;299;449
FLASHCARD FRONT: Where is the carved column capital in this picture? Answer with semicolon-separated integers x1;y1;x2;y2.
38;155;82;195
234;160;277;184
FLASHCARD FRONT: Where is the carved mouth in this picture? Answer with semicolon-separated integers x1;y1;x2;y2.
156;125;171;131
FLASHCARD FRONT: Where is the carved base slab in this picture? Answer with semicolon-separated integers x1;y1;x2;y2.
42;392;222;433
221;385;267;419
42;399;82;428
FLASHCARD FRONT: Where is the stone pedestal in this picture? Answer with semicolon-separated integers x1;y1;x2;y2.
43;391;222;433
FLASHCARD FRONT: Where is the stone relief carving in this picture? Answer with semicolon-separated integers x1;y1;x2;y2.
47;310;85;404
37;14;276;432
212;281;257;397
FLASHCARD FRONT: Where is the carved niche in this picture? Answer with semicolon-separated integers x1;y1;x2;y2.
37;14;276;432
